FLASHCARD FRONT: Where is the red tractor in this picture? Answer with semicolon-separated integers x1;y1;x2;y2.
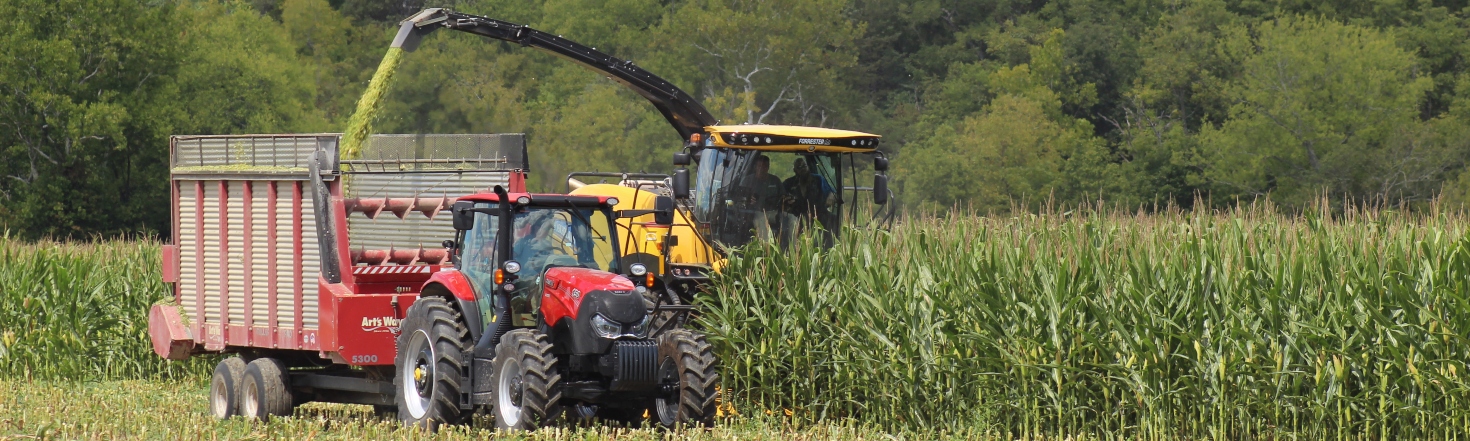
400;186;718;429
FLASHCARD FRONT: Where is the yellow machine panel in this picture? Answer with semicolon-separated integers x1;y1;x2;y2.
569;184;722;274
704;125;881;153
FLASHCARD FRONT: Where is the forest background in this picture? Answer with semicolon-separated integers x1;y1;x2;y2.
5;0;1470;239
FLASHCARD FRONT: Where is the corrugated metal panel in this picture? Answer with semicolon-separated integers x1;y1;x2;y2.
301;189;320;330
274;187;295;328
201;183;222;326
178;183;199;320
226;181;247;325
345;172;509;252
355;134;526;170
172;135;336;171
249;181;271;326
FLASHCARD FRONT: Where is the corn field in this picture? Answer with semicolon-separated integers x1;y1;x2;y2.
7;203;1470;438
702;203;1470;438
0;231;207;380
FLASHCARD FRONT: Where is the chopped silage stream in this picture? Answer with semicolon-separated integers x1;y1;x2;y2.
339;46;405;161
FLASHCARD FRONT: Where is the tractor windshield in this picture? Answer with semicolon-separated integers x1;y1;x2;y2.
510;207;620;275
461;204;619;296
692;148;842;249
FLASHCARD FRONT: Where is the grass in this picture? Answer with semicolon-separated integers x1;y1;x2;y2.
0;380;954;440
702;202;1470;438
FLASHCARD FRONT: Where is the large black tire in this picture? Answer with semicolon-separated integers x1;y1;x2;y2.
653;330;719;427
394;297;471;430
492;329;562;431
241;358;294;420
210;357;248;419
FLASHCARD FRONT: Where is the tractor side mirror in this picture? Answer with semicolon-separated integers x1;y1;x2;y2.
653;195;675;225
451;201;475;230
672;169;690;199
673;152;691;166
873;174;888;205
874;156;889;172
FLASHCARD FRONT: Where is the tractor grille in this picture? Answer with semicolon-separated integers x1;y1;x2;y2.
607;340;658;391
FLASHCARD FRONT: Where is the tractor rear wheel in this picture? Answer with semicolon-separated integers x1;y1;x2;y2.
394;297;471;430
210;357;248;419
492;329;562;431
653;330;719;427
240;358;294;420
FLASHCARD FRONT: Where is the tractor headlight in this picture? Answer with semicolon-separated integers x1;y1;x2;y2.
629;314;652;338
591;313;652;339
629;263;647;276
591;314;623;339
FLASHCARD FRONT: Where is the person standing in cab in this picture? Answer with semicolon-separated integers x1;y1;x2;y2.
782;156;835;236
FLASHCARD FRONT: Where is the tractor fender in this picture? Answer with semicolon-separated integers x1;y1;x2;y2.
419;270;484;343
422;269;477;302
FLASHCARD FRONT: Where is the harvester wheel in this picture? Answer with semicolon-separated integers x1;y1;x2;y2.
394;297;471;430
210;357;248;419
653;330;719;427
491;329;562;431
241;358;294;420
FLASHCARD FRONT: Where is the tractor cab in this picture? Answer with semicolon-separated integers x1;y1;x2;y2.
451;191;630;336
675;125;891;250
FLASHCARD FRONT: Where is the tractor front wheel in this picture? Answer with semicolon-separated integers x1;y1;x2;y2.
492;329;562;431
394;297;471;430
653;330;719;427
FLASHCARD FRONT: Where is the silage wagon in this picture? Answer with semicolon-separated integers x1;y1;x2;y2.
146;133;718;430
148;133;526;410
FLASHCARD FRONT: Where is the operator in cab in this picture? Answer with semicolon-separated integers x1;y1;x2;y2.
781;156;835;235
746;155;794;245
512;211;561;274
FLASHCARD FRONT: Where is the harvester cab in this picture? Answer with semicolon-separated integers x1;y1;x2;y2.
675;125;892;250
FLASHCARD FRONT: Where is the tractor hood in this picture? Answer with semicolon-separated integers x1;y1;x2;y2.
539;267;639;326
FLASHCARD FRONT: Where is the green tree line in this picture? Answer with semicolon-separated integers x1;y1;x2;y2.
5;0;1470;238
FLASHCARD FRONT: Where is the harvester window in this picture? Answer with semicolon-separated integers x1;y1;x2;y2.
692;148;843;249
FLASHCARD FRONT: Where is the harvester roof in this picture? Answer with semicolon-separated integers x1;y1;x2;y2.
704;125;881;153
458;192;618;207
